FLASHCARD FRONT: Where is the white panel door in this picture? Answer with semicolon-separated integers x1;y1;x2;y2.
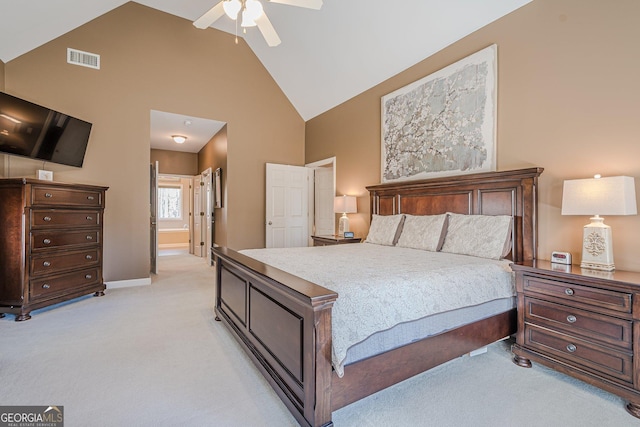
202;168;213;263
266;163;309;248
314;167;335;236
192;175;203;257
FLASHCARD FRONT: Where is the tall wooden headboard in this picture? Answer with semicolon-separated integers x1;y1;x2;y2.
367;167;544;263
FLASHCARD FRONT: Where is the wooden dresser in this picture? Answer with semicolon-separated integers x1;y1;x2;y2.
0;179;108;321
511;260;640;418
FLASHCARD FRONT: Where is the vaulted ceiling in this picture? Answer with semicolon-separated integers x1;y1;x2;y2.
1;0;531;121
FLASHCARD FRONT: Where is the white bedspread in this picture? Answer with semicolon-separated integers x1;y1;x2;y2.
240;243;514;377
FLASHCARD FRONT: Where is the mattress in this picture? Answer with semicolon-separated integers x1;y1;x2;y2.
241;243;515;377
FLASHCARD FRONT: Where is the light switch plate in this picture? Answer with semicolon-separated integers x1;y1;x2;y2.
37;170;54;181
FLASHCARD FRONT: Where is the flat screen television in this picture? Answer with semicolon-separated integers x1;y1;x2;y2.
0;92;92;167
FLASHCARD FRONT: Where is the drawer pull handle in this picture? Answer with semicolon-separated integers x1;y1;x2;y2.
86;254;93;260
43;238;51;244
86;235;93;240
87;196;95;201
45;193;53;198
86;216;93;221
44;216;52;222
565;288;574;296
567;315;577;323
42;284;50;289
566;344;577;353
43;261;51;267
85;274;92;279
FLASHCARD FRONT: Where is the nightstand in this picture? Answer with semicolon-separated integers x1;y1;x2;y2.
311;235;362;246
511;260;640;419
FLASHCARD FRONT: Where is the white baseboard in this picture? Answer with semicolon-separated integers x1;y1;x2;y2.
105;277;152;289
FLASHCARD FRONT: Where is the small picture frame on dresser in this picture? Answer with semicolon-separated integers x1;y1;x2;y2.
343;231;354;238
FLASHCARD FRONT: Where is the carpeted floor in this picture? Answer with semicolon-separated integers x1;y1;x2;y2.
0;253;636;426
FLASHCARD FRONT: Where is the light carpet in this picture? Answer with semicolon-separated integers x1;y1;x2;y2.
0;253;635;426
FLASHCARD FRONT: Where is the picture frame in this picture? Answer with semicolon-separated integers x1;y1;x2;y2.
381;44;497;182
214;168;222;209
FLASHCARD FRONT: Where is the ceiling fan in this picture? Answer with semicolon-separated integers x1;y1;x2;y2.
193;0;323;47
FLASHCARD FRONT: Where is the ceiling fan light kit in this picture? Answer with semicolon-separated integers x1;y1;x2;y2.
194;0;323;47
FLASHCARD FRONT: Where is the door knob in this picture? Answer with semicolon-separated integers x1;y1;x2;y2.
268;221;273;225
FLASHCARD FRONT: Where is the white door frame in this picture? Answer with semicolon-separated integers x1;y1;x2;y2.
150;161;159;274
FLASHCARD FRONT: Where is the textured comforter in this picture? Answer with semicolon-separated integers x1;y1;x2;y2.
241;243;515;377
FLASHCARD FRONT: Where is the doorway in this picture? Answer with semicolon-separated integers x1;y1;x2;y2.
264;157;335;248
157;174;193;257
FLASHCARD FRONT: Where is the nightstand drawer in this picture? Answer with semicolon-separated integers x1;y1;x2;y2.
523;276;632;314
524;297;632;350
525;324;633;384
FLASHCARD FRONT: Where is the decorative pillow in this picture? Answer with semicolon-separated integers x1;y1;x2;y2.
396;214;448;252
365;214;405;246
440;213;513;259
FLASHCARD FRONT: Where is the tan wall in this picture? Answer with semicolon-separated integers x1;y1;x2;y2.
306;0;640;272
151;149;198;176
198;126;228;248
3;3;304;282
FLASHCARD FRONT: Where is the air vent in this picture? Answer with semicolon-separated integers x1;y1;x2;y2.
67;48;100;70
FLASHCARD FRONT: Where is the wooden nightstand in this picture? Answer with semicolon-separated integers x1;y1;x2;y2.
311;235;362;246
511;260;640;419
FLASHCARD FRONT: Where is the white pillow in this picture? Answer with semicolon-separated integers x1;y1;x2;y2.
365;214;405;246
440;213;513;259
396;214;448;251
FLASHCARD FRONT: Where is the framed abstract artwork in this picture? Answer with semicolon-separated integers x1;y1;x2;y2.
381;44;497;182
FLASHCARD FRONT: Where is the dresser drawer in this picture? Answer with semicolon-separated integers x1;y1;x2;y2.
524;324;633;384
31;209;101;229
32;186;103;207
523;276;631;314
31;248;100;276
30;267;101;299
524;297;632;350
31;230;100;251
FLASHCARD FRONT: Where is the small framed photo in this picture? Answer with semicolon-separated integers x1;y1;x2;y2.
343;231;354;238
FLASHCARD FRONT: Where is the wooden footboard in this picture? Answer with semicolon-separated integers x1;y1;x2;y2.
213;247;337;427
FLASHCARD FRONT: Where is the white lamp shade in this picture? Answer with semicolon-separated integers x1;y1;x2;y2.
334;195;357;214
561;176;637;216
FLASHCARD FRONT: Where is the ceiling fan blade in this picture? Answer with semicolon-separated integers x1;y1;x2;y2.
255;14;281;47
193;1;226;29
268;0;323;10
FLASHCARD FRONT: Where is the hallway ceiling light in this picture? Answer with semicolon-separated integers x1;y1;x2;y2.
172;135;187;144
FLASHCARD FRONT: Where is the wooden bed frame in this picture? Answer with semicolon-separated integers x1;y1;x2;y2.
212;167;543;426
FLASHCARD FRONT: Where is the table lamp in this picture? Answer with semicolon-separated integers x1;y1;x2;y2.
561;175;637;271
334;195;357;237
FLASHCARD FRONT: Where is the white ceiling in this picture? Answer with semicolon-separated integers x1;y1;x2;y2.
1;0;531;123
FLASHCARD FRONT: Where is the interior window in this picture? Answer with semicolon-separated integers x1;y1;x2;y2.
158;186;182;220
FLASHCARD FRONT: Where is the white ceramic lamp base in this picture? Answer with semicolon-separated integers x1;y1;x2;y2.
580;216;615;271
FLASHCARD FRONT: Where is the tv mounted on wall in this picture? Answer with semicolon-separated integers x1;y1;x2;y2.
0;91;92;167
